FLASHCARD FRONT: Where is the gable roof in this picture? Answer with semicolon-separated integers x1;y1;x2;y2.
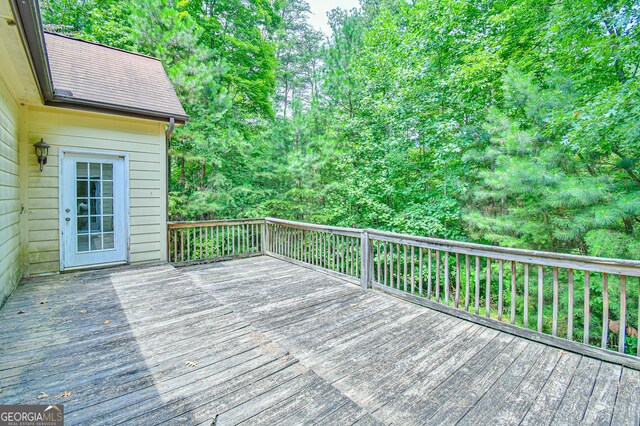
9;0;188;124
44;33;188;123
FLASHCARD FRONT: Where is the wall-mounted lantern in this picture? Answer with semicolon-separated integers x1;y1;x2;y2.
33;139;50;172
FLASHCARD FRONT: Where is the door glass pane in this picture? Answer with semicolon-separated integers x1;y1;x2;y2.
103;182;113;197
90;216;102;232
90;163;101;180
90;199;101;215
103;198;113;214
77;181;88;198
77;199;89;215
103;215;113;232
103;164;113;180
77;217;88;233
77;162;88;179
75;160;116;252
103;233;114;249
90;234;102;251
90;181;101;197
78;235;89;252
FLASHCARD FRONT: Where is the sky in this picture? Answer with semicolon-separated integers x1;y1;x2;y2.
307;0;360;35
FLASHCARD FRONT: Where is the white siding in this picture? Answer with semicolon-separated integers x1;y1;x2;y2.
23;106;168;275
0;75;22;306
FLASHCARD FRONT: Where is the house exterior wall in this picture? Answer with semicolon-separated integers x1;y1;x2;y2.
0;74;22;306
22;105;168;275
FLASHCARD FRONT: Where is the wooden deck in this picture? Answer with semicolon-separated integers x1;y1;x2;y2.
1;256;639;425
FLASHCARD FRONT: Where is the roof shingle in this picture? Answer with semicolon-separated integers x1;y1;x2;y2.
44;32;188;122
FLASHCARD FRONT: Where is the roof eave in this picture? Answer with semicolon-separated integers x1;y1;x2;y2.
10;0;54;102
46;96;189;124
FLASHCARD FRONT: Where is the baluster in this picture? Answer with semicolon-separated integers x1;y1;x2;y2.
173;229;178;263
510;261;516;325
216;226;220;257
396;244;401;289
485;258;491;318
326;233;330;269
383;242;388;286
338;235;343;273
602;273;609;349
537;266;544;333
584;271;590;345
465;255;470;312
403;245;408;292
498;260;503;321
428;249;433;299
444;252;450;306
353;238;357;276
205;226;209;259
552;267;559;336
331;233;336;270
347;237;352;275
377;241;382;283
567;269;574;340
419;248;424;296
411;246;415;294
199;227;203;260
187;228;191;261
352;237;356;276
524;264;529;328
342;236;347;272
619;275;626;353
455;253;460;308
355;238;360;278
349;238;358;277
475;256;480;314
436;251;441;302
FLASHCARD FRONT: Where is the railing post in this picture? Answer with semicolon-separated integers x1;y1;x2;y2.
361;230;372;289
261;219;268;254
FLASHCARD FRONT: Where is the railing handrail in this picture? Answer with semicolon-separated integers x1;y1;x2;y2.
265;217;363;238
168;218;264;229
367;228;640;277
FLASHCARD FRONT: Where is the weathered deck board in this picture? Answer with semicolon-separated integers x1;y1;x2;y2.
0;256;636;425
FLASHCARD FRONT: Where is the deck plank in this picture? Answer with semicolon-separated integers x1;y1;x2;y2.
0;256;636;425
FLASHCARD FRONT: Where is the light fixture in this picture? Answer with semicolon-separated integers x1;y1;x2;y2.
33;139;50;172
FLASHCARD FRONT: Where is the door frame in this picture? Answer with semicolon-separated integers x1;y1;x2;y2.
58;147;131;272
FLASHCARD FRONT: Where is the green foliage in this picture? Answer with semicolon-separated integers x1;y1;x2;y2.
42;0;640;258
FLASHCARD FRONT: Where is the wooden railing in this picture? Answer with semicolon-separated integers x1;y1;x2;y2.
265;218;362;284
169;217;640;366
366;229;640;364
167;219;264;265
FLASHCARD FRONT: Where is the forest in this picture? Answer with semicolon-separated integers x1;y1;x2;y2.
41;0;639;259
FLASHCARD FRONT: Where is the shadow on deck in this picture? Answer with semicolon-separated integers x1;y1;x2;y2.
0;256;639;425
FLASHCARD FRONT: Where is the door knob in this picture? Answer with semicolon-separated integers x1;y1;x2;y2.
65;208;70;213
65;217;71;222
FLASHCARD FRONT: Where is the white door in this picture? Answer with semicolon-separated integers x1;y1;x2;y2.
60;151;128;269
